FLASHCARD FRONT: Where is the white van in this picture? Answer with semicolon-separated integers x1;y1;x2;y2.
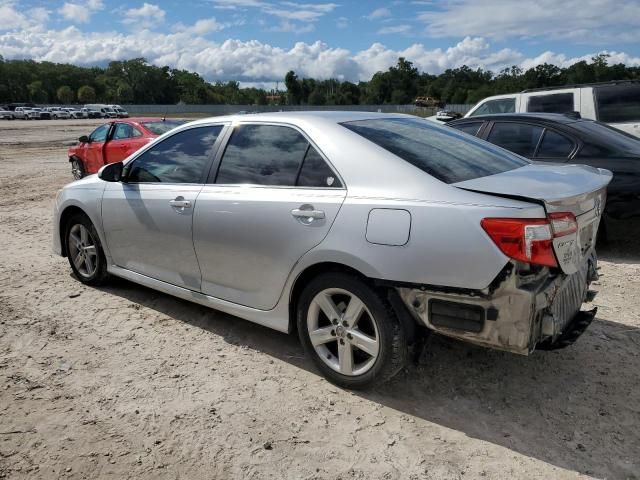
84;104;118;118
465;81;640;137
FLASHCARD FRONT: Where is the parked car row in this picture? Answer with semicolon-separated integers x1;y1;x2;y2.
0;104;129;120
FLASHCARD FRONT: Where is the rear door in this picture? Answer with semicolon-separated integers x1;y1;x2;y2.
193;122;346;310
102;125;225;290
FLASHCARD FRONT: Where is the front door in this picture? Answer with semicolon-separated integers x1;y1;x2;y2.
79;123;111;174
193;123;346;310
102;125;225;290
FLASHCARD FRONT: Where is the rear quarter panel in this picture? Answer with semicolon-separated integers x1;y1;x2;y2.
301;192;546;290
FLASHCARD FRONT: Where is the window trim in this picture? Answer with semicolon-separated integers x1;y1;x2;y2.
208;121;346;190
449;121;485;137
485;120;545;159
122;123;229;186
533;127;578;159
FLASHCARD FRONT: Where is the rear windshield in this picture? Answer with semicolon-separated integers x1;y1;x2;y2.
595;84;640;123
142;120;187;135
341;117;529;184
570;120;640;155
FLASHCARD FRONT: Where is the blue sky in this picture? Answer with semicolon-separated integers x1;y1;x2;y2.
1;0;640;85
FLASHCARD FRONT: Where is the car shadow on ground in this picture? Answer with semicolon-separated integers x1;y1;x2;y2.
96;274;640;479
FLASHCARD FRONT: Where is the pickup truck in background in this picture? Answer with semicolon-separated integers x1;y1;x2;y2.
465;80;640;138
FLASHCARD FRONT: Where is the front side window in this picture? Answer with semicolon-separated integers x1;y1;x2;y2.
536;130;575;158
469;98;515;116
341;117;528;184
126;126;222;183
215;125;308;186
90;124;110;143
527;93;574;114
596;84;640;123
487;122;543;157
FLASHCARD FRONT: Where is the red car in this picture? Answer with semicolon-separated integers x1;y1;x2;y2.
68;118;186;179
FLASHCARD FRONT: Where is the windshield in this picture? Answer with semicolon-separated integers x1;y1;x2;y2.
341;117;529;184
595;84;640;123
142;120;188;135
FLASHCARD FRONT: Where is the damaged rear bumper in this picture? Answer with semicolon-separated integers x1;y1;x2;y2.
397;252;599;355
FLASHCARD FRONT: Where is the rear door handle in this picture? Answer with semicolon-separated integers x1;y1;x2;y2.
169;198;191;209
292;206;325;222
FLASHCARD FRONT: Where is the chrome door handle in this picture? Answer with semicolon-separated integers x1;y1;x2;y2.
292;207;325;220
169;199;191;208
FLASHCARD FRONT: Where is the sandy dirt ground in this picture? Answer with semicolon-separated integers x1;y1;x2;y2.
0;119;639;480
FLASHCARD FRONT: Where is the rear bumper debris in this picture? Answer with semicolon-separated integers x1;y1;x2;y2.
398;252;598;355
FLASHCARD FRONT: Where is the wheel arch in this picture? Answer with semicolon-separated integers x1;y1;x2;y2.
58;205;90;257
287;261;419;342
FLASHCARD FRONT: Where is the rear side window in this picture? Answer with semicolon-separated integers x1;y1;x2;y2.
126;126;222;183
450;122;483;136
487;122;543;157
215;124;342;187
297;147;342;188
536;130;574;158
595;84;640;123
469;98;515;116
341;117;528;184
527;93;574;114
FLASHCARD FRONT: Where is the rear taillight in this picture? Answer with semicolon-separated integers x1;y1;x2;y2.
481;212;577;268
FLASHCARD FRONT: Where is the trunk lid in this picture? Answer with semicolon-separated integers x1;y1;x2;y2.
455;163;612;274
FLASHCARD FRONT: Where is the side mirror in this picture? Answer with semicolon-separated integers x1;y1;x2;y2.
79;135;90;143
98;162;123;182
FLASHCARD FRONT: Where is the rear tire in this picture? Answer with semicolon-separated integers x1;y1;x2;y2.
65;214;109;286
297;272;407;389
70;158;85;180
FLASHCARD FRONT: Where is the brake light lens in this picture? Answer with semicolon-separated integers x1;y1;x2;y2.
481;212;577;268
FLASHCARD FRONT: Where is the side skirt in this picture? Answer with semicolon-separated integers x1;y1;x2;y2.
107;265;290;333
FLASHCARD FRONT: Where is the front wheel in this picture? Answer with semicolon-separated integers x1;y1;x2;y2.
297;272;407;389
70;158;85;180
65;214;109;286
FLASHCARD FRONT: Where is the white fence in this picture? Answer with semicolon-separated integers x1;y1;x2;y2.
124;104;474;115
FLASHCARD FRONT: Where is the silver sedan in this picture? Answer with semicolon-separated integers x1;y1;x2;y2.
52;112;611;388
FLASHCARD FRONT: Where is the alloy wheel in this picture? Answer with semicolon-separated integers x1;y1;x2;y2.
68;224;98;278
307;288;380;376
71;160;83;180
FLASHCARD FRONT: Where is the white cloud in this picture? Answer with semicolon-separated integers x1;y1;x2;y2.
122;3;166;28
366;7;391;20
209;0;336;24
378;25;412;35
58;0;103;24
0;26;638;84
174;18;225;35
336;16;349;29
419;0;640;43
268;21;315;34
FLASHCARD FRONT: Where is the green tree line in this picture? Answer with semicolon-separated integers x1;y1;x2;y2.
1;53;638;106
